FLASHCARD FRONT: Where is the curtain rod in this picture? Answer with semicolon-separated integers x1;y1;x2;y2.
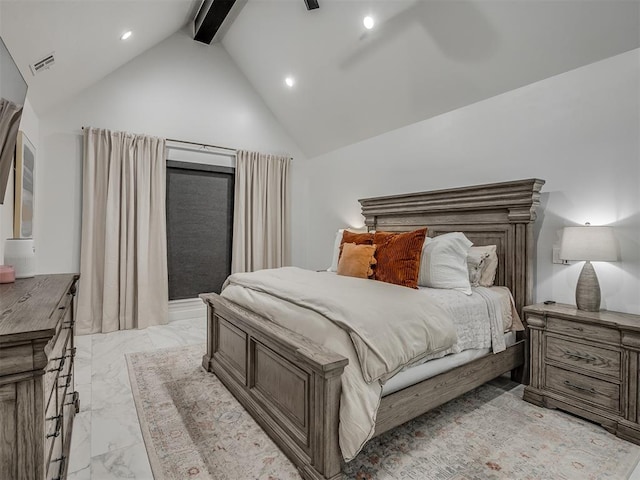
166;138;236;153
81;127;237;153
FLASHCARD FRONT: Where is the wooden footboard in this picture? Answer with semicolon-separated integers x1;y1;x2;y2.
200;293;348;480
201;292;524;480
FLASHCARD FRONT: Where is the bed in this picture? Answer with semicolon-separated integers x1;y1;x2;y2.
200;178;545;480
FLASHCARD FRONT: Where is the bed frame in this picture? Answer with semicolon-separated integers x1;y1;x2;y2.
201;178;545;480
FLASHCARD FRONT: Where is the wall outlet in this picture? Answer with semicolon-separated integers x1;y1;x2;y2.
552;246;569;265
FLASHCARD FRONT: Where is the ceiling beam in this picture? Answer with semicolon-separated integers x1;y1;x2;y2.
194;0;237;44
304;0;319;10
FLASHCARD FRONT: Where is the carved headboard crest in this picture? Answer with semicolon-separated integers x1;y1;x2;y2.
359;178;545;315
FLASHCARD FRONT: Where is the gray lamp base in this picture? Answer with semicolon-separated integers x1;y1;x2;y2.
576;260;601;312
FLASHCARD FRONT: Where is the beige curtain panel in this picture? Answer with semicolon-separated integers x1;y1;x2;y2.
232;150;291;273
77;127;169;334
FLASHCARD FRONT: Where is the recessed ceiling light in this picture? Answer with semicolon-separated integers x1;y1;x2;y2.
284;76;295;88
363;16;375;30
120;31;133;41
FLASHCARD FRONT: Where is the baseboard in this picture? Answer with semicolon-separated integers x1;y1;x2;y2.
168;298;206;323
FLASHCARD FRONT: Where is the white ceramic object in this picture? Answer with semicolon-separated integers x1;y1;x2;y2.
4;238;35;278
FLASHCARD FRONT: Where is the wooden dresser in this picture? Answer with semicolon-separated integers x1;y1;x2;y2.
524;303;640;445
0;274;80;480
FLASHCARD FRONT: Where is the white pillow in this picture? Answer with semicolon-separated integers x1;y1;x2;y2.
327;229;345;272
467;250;490;287
418;232;473;294
468;245;498;286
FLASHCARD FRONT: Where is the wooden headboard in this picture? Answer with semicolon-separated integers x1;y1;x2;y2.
359;178;545;315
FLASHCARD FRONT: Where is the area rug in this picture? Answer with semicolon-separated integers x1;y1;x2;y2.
127;344;640;480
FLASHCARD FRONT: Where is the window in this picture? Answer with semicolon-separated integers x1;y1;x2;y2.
166;161;234;300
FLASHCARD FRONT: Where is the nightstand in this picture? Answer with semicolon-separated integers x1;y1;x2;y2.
523;303;640;445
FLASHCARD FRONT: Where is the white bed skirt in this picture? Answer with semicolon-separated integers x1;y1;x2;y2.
382;331;517;396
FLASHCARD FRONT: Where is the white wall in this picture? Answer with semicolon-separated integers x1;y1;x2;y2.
296;49;640;315
37;29;304;275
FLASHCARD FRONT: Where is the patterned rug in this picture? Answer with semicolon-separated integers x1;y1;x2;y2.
126;344;640;480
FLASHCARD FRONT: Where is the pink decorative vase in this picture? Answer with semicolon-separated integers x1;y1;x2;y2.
0;265;16;283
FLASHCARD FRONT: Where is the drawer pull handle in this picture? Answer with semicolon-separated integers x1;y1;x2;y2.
563;380;597;395
51;455;66;463
570;326;584;332
565;350;597;363
45;414;62;422
58;305;66;310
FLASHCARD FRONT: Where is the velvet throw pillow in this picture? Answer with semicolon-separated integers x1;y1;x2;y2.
338;230;375;263
373;228;428;289
340;230;374;246
337;243;377;279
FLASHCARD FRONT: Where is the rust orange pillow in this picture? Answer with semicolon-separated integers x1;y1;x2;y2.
373;228;428;288
340;231;374;246
337;243;377;279
338;230;374;263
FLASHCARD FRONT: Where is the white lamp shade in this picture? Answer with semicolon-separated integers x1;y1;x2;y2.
559;226;618;262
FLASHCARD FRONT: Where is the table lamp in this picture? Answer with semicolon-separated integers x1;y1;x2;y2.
559;223;618;312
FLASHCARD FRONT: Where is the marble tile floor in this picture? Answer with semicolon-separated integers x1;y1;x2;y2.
66;314;640;480
66;316;207;480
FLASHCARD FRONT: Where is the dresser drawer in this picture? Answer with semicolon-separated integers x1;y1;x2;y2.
53;290;73;324
46;430;65;480
44;383;58;431
57;356;74;408
44;404;63;467
545;364;620;413
546;336;621;379
547;317;620;344
43;327;71;412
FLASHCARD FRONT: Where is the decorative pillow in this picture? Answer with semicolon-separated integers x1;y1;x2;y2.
341;230;374;246
337;243;377;279
373;228;428;289
468;245;498;286
467;250;490;287
418;232;473;294
338;230;375;263
328;229;374;272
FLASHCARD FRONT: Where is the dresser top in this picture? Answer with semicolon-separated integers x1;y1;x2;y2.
524;302;640;332
0;274;78;343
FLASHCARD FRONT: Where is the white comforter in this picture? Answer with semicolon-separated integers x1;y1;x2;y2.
222;267;458;460
224;267;457;382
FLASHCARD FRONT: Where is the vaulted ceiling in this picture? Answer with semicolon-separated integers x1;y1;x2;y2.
1;0;639;158
222;0;640;156
0;0;200;114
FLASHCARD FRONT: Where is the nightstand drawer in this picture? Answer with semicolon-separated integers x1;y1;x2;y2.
547;317;620;345
546;336;621;379
545;365;620;413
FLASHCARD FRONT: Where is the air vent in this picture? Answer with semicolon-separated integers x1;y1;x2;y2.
29;53;55;76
